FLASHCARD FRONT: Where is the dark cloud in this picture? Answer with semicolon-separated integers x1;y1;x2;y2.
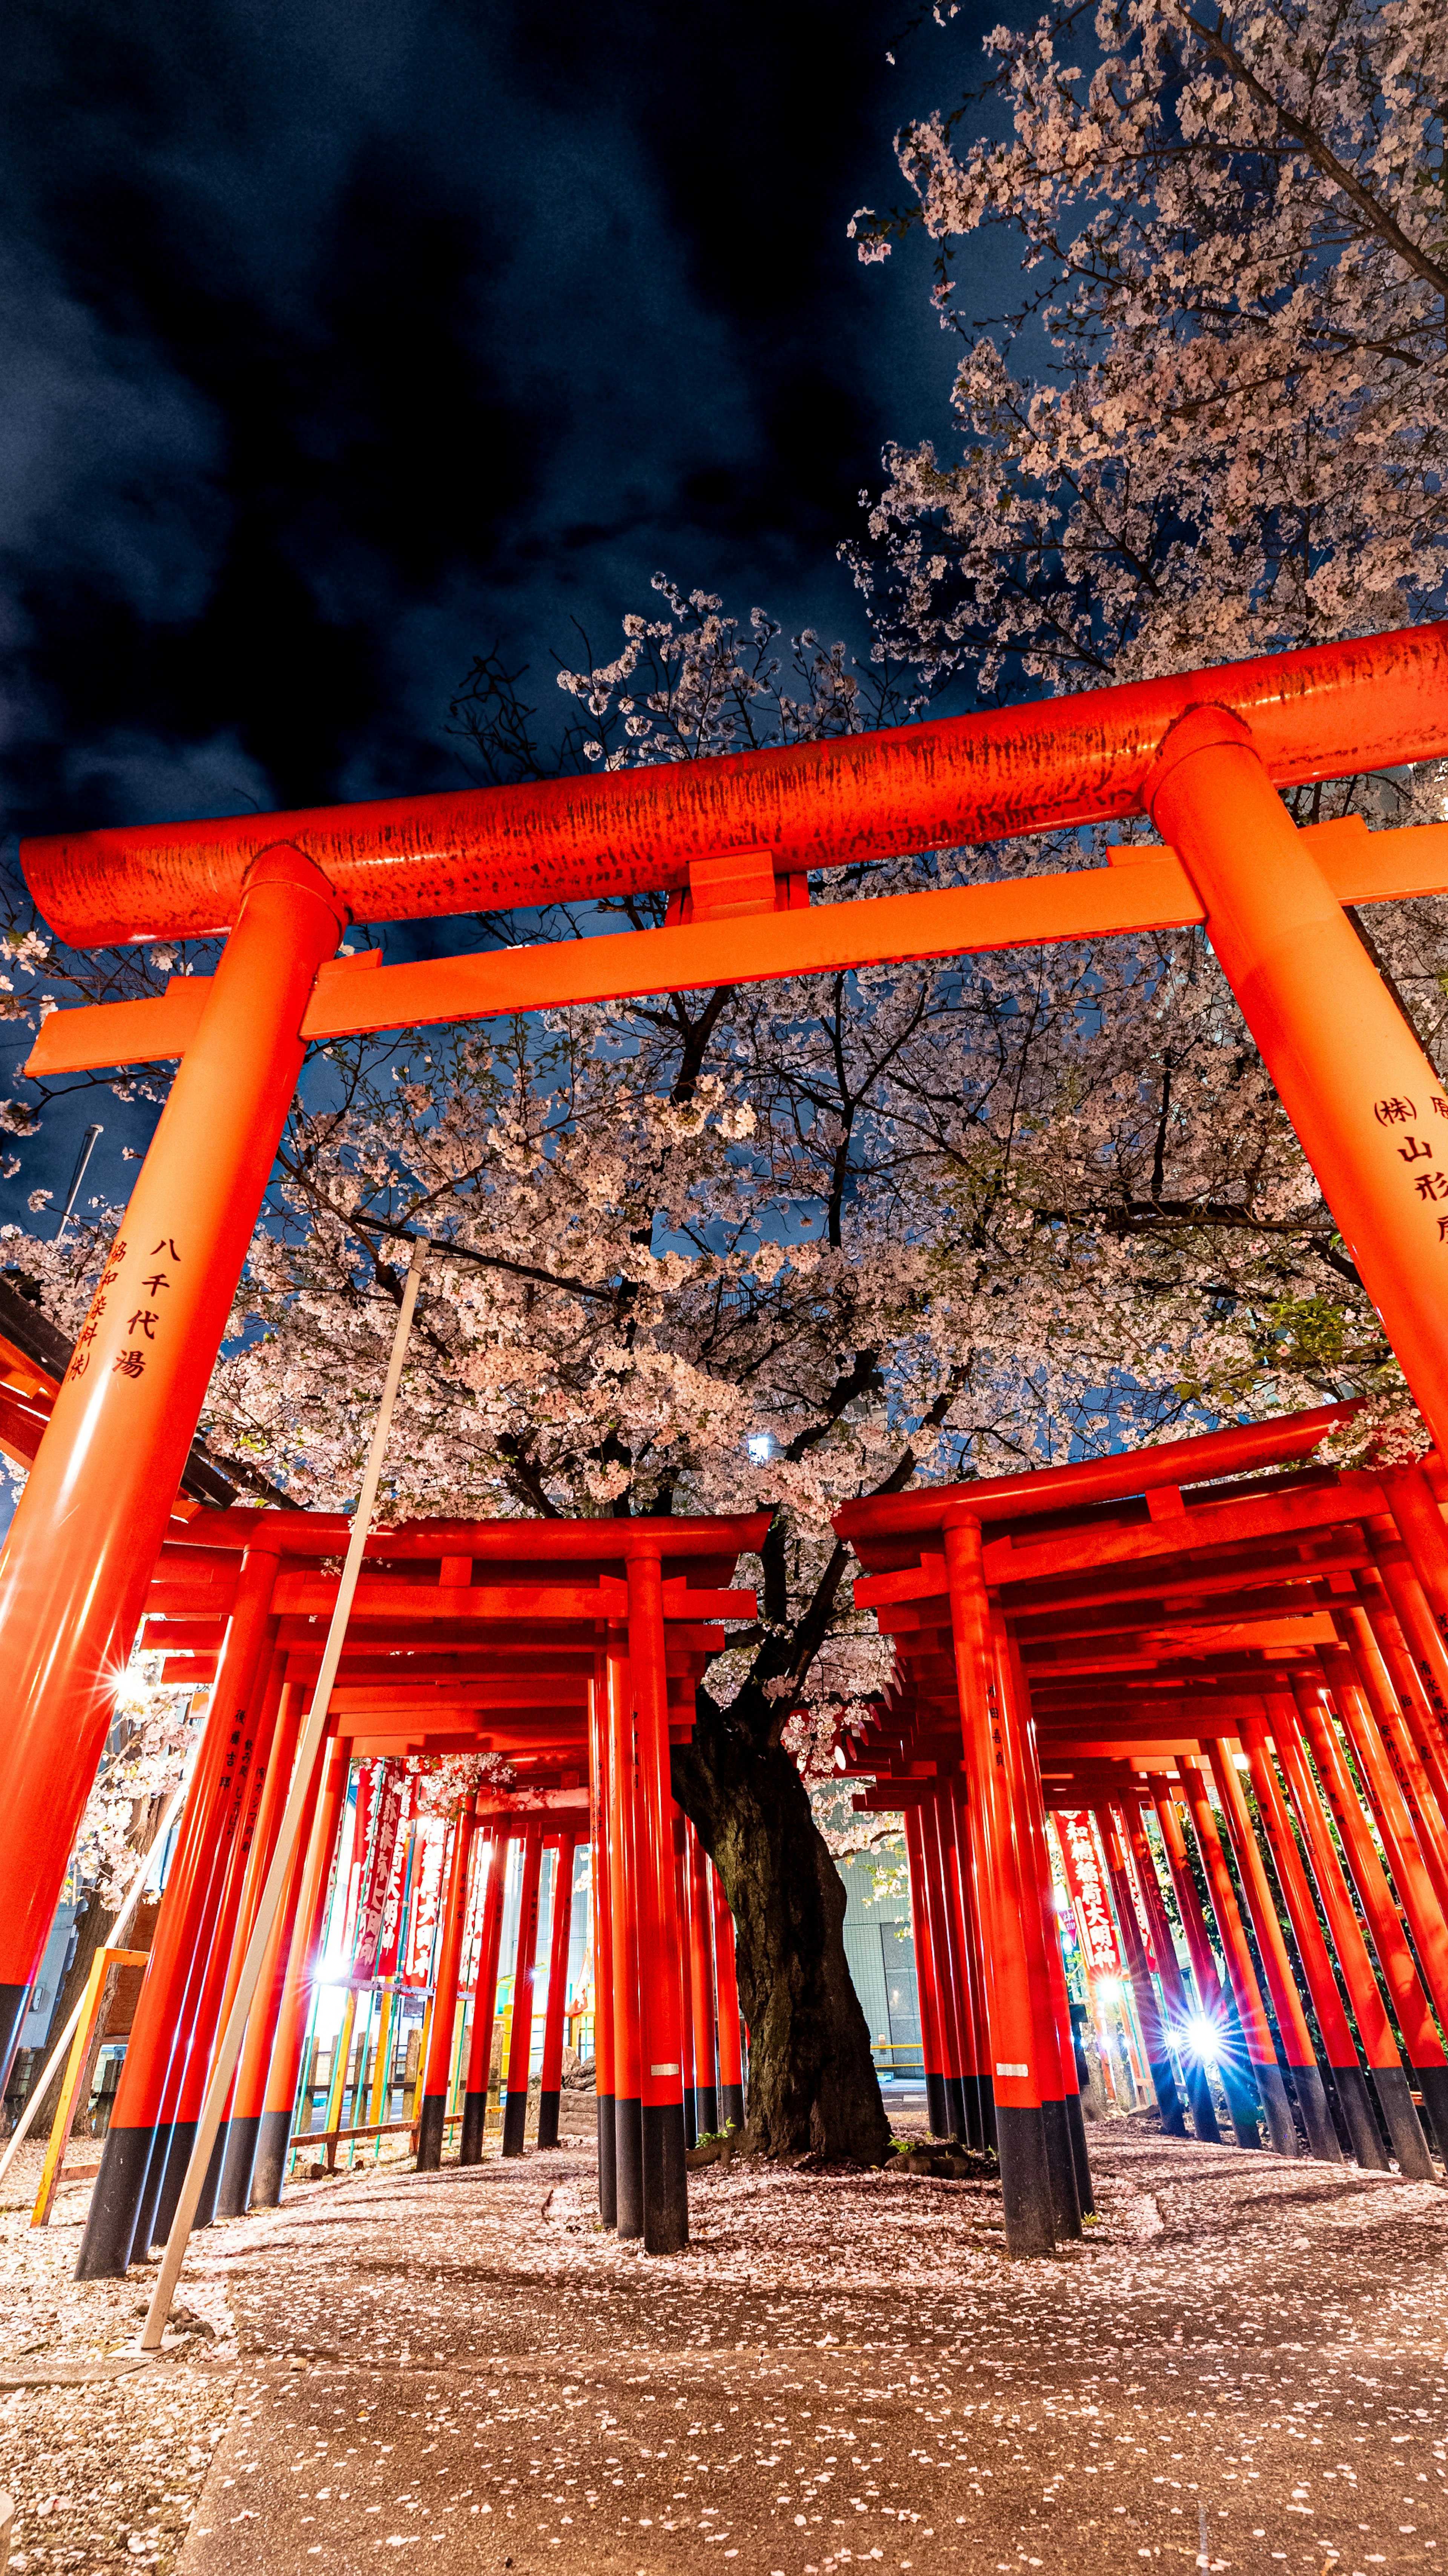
0;0;1000;1233
1;0;993;841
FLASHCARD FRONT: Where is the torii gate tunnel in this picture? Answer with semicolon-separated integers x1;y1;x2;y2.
2;620;1448;2087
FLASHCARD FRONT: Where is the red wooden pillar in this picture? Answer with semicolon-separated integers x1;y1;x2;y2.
418;1804;477;2170
606;1624;644;2234
1318;1643;1448;2023
143;1649;291;2249
0;850;344;2091
1288;1677;1448;2156
75;1544;282;2278
1180;1758;1299;2155
941;1780;993;2145
920;1790;969;2140
1204;1743;1341;2162
712;1861;745;2134
942;1512;1055;2256
217;1718;332;2215
904;1802;951;2138
588;1668;617;2220
1147;710;1448;1455
537;1834;577;2149
460;1832;508;2165
198;1658;304;2224
1147;1778;1260;2147
1238;1715;1389;2173
1382;1464;1448;1656
1355;1574;1448;1846
1371;1545;1448;1782
501;1829;543;2158
948;1779;996;2148
686;1821;718;2140
628;1548;688;2252
250;1736;352;2206
1269;1701;1434;2178
1096;1806;1188;2138
1123;1800;1221;2145
993;1617;1083;2234
673;1818;697;2149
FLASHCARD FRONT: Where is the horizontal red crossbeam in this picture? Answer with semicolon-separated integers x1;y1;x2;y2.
21;623;1448;946
24;817;1448;1077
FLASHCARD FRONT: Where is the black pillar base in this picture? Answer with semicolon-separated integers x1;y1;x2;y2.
1185;2064;1222;2144
943;2075;969;2142
719;2083;745;2136
75;2122;159;2279
1064;2086;1094;2217
1376;2065;1436;2178
1220;2063;1262;2148
537;2088;561;2149
140;2117;197;2254
1255;2062;1300;2157
615;2094;644;2238
1147;2056;1189;2138
924;2071;951;2138
641;2100;689;2254
213;2113;260;2219
500;2086;527;2158
1411;2063;1448;2165
693;2083;718;2139
597;2093;617;2225
980;2072;998;2152
1288;2063;1341;2163
682;2091;697;2151
459;2089;487;2166
192;2117;231;2228
1330;2063;1389;2172
0;1982;31;2108
416;2093;446;2171
249;2107;292;2208
1042;2097;1082;2240
961;2073;991;2154
994;2102;1056;2258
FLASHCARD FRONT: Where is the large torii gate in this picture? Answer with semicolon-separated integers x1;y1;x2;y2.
1;621;1446;2080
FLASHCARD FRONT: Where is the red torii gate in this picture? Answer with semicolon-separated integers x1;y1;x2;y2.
836;1402;1448;2249
1;620;1447;2096
75;1508;759;2272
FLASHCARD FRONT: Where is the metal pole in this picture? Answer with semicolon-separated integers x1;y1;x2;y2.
53;1124;102;1244
138;1239;425;2351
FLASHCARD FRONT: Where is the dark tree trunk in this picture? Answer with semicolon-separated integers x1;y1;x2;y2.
673;1681;893;2164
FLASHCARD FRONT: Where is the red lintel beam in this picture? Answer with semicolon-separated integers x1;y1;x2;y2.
157;1508;772;1561
835;1400;1360;1543
25;818;1448;1081
21;623;1448;947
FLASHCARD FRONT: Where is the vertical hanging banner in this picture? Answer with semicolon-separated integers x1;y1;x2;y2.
375;1793;419;1983
1117;1828;1161;1974
339;1764;379;1968
1056;1811;1123;1981
403;1816;447;1983
354;1762;406;1977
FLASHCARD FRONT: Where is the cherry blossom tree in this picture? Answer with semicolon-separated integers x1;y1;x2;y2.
849;0;1447;687
5;2;1448;2152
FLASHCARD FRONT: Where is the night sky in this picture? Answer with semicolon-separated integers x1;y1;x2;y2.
0;0;1004;1218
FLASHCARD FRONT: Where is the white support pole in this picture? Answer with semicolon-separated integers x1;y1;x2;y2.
139;1242;426;2351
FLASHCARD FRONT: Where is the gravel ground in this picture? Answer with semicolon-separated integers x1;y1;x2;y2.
0;2124;1444;2576
0;2142;238;2574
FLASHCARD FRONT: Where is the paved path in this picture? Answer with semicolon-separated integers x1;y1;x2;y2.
176;2131;1448;2576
